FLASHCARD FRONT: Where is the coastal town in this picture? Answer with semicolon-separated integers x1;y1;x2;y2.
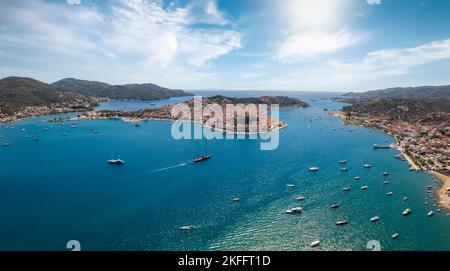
0;99;97;123
337;113;449;174
334;109;450;210
63;95;309;134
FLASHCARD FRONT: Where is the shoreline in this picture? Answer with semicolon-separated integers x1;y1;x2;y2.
67;114;288;136
431;171;450;211
331;111;450;211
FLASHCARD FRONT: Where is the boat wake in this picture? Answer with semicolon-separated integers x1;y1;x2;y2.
147;161;191;173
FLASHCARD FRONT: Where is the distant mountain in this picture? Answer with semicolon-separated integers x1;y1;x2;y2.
343;85;450;99
52;78;192;100
51;78;111;97
0;77;92;114
203;95;309;108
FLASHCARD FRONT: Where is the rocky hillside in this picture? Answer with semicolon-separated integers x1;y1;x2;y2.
52;78;192;100
343;85;450;99
343;97;450;122
0;77;94;114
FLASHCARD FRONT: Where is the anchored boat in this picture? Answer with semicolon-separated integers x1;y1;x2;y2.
107;158;125;165
179;225;195;231
336;220;348;226
286;207;303;214
193;138;212;163
402;208;412;216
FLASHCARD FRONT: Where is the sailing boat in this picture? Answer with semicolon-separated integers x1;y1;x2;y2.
193;138;212;163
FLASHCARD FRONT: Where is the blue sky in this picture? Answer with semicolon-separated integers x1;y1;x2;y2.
1;0;450;91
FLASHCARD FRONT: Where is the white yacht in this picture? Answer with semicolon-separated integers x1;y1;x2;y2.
383;181;390;184
403;197;408;201
339;160;348;164
360;185;369;190
295;196;306;201
370;216;380;222
286;207;303;214
392;233;399;239
354;176;361;180
107;159;125;165
330;203;341;209
336;220;348;226
287;184;296;189
363;164;372;168
382;172;389;176
387;192;394;196
231;197;240;202
427;211;434;217
310;241;321;248
179;225;195;231
343;186;351;192
309;167;319;172
402;208;412;216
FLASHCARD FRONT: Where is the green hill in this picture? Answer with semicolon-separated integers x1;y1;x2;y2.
344;85;450;99
51;78;111;97
0;77;91;114
52;78;192;100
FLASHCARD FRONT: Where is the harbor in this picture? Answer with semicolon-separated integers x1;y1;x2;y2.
0;96;448;251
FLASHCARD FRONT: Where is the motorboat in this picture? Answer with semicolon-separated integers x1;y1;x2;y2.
336;220;348;226
287;184;296;189
309;167;319;172
330;203;341;209
179;225;195;231
343;186;351;192
354;176;361;180
427;211;434;217
387;192;394;196
392;233;399;239
370;216;380;222
402;208;412;216
286;207;303;214
310;241;321;248
360;185;369;190
107;159;125;165
295;196;306;201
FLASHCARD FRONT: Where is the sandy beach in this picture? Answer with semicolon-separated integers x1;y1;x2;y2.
431;171;450;211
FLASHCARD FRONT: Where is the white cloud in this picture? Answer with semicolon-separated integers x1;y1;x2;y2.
267;39;450;91
187;0;230;25
367;0;382;5
328;39;450;77
276;29;356;62
0;0;241;86
67;0;81;5
241;72;267;79
274;0;360;61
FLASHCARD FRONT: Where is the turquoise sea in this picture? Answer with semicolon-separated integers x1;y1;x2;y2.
0;91;448;251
